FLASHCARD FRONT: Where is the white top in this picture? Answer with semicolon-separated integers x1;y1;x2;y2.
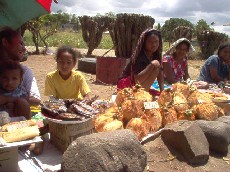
21;64;41;100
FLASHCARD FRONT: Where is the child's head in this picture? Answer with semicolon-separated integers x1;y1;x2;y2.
174;40;191;58
0;60;23;92
55;46;80;78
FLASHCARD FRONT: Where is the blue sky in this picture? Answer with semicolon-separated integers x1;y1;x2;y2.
51;0;230;35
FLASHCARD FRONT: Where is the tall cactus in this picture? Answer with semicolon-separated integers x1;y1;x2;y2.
109;13;155;58
172;26;193;42
79;15;111;56
197;30;228;59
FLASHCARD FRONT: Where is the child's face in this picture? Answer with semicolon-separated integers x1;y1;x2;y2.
0;69;22;92
144;34;159;54
57;51;76;77
175;43;189;59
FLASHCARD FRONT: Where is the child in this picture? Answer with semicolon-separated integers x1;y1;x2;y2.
0;60;31;119
44;46;90;100
117;28;164;92
163;38;194;84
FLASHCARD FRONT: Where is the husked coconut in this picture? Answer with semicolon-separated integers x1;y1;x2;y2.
102;120;123;132
144;108;162;132
126;118;150;140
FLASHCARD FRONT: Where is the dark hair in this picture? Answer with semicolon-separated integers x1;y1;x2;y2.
131;28;162;68
0;27;20;48
217;42;230;56
0;60;23;78
175;40;191;50
56;46;82;63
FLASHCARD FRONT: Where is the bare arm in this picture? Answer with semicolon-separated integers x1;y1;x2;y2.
209;66;225;83
183;65;190;81
163;62;176;84
157;70;164;92
0;95;16;105
26;96;41;106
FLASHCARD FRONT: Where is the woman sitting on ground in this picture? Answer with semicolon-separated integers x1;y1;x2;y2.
197;42;230;84
163;38;195;84
117;28;164;92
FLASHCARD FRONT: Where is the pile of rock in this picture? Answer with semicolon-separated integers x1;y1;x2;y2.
161;116;230;165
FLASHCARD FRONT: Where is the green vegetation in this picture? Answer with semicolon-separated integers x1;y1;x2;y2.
23;30;113;49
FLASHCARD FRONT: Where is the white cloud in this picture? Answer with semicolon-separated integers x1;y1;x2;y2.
51;0;230;35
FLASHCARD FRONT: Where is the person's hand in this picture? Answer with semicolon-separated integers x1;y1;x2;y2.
223;59;230;66
5;102;14;111
0;95;6;105
0;94;16;105
223;87;230;94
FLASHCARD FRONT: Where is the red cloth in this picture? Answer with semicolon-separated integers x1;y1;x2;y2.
117;77;161;96
117;76;133;91
37;0;52;12
149;89;161;96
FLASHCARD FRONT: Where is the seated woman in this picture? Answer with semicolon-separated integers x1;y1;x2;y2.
117;28;164;92
0;60;31;119
197;42;230;84
44;46;90;100
163;38;194;84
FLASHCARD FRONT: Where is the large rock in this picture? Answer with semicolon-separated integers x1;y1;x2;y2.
62;129;147;172
216;116;230;127
196;120;230;153
161;120;209;165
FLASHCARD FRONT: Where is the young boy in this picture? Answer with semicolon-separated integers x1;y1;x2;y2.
0;60;31;119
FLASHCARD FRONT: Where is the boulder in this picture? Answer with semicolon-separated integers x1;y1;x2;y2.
161;120;209;165
216;116;230;127
196;120;230;153
62;129;147;172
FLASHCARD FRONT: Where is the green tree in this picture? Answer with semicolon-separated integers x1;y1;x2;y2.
161;18;194;42
155;23;161;31
105;12;116;19
195;19;213;34
71;14;80;31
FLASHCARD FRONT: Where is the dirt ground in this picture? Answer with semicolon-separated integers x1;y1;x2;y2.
22;49;230;171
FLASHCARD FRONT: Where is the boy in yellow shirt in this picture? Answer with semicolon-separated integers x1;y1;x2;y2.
44;46;90;100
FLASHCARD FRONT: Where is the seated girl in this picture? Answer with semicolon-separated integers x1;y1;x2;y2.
0;60;31;119
117;28;164;92
197;42;230;84
163;38;194;84
44;46;90;100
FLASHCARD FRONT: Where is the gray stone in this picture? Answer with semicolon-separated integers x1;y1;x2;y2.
196;120;230;153
216;116;230;127
62;129;147;172
161;120;209;165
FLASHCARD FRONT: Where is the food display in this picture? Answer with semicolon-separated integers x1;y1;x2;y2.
94;83;227;140
0;120;39;143
41;96;100;122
